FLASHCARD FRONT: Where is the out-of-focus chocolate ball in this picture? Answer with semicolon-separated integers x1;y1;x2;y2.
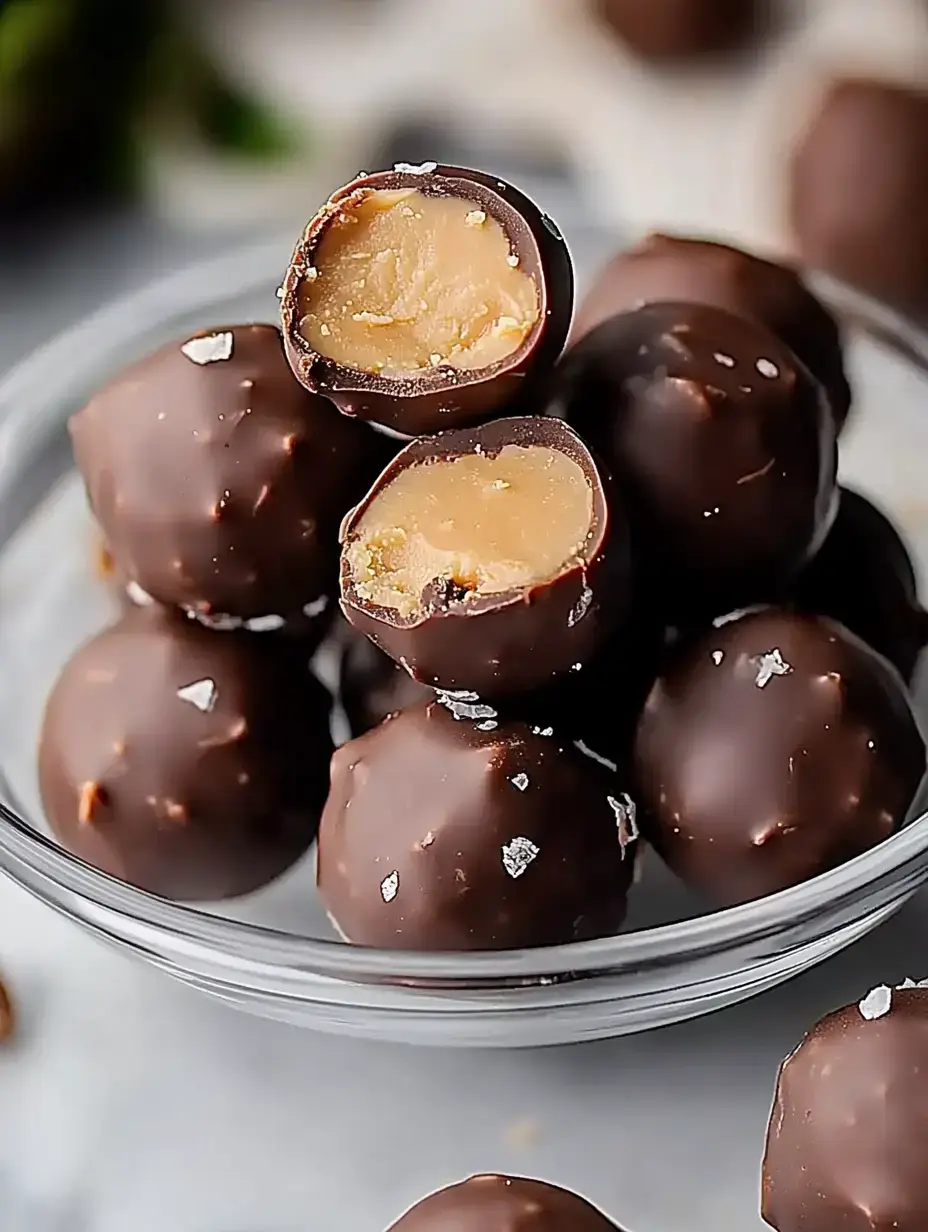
635;608;926;905
554;302;838;622
39;605;333;901
591;0;760;62
318;698;638;950
573;233;850;429
70;323;383;634
792;487;928;684
790;78;928;314
763;984;928;1232
388;1174;623;1230
338;627;432;738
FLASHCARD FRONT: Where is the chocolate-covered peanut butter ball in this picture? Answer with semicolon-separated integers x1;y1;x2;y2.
763;984;928;1232
39;605;333;900
791;78;928;315
573;233;850;428
793;488;928;684
388;1174;622;1230
591;0;759;63
634;608;926;905
70;323;380;635
554;302;838;622
281;164;573;436
338;627;432;738
340;416;630;698
318;698;637;950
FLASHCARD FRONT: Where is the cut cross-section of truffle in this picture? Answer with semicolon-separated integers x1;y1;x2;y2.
388;1174;624;1230
281;165;573;435
339;416;631;697
38;605;333;901
634;607;926;905
318;699;638;950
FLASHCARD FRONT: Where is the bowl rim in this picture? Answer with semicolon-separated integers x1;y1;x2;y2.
0;235;926;984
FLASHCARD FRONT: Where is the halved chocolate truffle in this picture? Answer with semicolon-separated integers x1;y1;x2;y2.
388;1174;622;1230
591;0;759;63
763;984;928;1232
634;608;926;905
70;323;381;634
790;78;928;315
554;302;838;621
38;605;333;901
340;416;631;697
318;698;637;950
793;487;928;684
281;164;573;435
572;233;850;428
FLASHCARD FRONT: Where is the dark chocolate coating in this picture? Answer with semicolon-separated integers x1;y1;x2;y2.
318;699;637;950
763;986;928;1232
790;78;928;315
39;605;333;901
634;608;926;905
281;165;573;436
338;626;433;737
553;302;838;622
793;487;928;683
573;233;850;429
70;323;380;629
389;1174;622;1230
340;416;632;698
591;0;759;62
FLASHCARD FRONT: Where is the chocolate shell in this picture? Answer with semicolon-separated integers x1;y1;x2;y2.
38;605;333;901
388;1174;623;1230
591;0;760;62
553;302;838;622
70;323;381;630
573;232;850;428
338;625;433;738
634;608;926;905
318;698;638;950
340;416;632;698
763;985;928;1232
281;164;573;435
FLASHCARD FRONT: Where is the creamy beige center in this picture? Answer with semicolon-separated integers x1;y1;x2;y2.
299;189;540;376
346;444;593;619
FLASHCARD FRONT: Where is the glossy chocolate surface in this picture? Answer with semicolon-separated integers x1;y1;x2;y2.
39;605;333;901
389;1174;622;1230
281;164;573;435
318;698;637;950
634;608;926;905
340;416;632;698
791;78;928;315
573;233;850;428
763;986;928;1232
793;487;928;683
555;302;838;621
70;323;381;629
591;0;759;61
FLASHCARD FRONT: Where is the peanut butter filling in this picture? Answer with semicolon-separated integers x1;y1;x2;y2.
299;189;540;377
346;444;593;619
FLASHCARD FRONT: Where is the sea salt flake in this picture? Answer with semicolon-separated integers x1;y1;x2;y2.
502;836;540;879
394;160;437;174
510;773;529;792
476;720;497;731
752;648;792;688
574;740;617;772
181;332;234;365
756;358;779;379
714;352;735;368
380;871;399;903
567;585;593;628
712;650;724;665
608;793;639;852
177;678;218;713
244;614;285;633
859;985;892;1020
302;596;329;619
436;691;497;721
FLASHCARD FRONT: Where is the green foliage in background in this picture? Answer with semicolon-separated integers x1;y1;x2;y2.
0;0;299;213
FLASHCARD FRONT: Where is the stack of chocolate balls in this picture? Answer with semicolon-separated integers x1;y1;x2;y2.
40;163;926;940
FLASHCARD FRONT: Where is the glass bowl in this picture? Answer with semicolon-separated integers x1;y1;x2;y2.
1;227;927;1049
